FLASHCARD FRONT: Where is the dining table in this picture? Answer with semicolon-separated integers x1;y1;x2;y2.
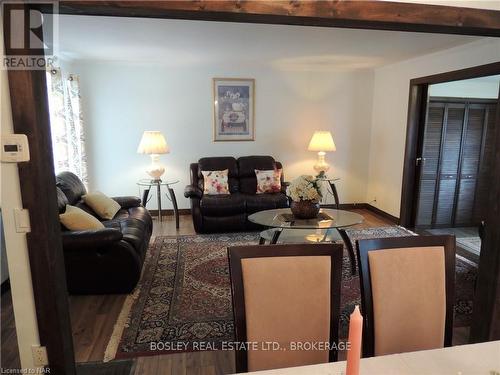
239;340;500;375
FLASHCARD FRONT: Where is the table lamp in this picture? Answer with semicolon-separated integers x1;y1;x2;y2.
137;131;170;181
308;130;336;176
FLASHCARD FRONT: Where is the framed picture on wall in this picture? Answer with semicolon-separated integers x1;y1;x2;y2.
213;78;255;141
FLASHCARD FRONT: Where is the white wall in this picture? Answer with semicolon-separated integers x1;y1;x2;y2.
429;75;500;98
367;38;500;217
66;60;374;209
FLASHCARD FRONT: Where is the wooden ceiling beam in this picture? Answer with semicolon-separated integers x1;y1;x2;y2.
45;1;500;37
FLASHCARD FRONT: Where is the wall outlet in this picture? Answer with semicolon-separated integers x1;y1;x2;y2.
31;345;48;367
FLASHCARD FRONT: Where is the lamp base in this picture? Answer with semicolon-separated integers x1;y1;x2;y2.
146;154;165;180
313;151;330;175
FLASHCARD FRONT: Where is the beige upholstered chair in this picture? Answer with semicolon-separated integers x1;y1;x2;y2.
228;243;344;373
356;235;455;357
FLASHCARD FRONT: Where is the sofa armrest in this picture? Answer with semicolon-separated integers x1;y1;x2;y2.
184;185;203;199
62;228;123;251
112;196;142;208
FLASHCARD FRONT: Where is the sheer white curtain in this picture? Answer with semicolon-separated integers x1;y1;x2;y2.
46;68;88;186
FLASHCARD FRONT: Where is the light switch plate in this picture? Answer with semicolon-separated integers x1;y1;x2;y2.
14;208;31;233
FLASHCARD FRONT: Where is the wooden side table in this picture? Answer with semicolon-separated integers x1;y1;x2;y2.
137;179;179;228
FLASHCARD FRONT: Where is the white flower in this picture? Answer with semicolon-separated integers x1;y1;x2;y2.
287;175;323;203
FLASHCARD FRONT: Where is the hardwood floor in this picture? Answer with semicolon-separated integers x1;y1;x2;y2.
1;288;21;370
1;209;468;374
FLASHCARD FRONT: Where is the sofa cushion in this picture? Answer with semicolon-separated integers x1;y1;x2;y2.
200;193;246;216
113;207;153;230
198;157;239;193
238;156;277;194
56;171;87;205
243;193;289;214
104;219;146;254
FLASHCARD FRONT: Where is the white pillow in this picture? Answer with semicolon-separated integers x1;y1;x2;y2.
82;191;121;220
59;205;105;230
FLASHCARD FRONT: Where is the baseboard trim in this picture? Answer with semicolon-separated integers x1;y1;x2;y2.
321;203;369;210
321;202;400;224
365;204;400;224
1;279;10;295
149;208;191;217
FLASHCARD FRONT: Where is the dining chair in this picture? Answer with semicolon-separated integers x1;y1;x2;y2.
356;235;456;357
228;243;344;373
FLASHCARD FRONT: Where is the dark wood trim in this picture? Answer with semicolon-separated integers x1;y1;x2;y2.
1;279;11;295
400;84;428;228
400;62;500;228
228;243;343;373
470;84;500;342
322;203;400;224
402;64;500;342
3;5;76;374
32;1;500;37
411;62;500;86
148;208;191;216
356;235;456;357
429;97;498;104
321;202;367;210
364;204;399;225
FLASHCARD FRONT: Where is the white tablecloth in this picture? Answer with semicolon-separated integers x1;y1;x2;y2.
242;341;500;375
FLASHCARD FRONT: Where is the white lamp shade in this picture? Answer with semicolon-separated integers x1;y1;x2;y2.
307;131;337;152
137;131;170;154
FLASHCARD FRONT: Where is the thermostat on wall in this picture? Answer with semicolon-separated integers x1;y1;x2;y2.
1;134;30;163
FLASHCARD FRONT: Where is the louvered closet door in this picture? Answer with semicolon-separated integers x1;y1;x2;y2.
415;103;444;227
434;104;465;227
455;104;487;226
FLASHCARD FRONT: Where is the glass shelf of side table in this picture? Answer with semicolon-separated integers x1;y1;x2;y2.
137;179;179;227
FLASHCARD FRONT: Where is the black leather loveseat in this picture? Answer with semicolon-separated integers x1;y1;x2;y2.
56;172;152;294
184;156;289;233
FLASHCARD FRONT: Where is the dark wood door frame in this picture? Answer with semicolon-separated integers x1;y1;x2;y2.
400;61;500;343
3;4;76;374
3;2;500;372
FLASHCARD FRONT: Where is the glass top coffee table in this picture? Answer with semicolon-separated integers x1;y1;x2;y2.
248;208;364;274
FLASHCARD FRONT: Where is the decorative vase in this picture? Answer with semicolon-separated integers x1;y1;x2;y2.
290;200;320;219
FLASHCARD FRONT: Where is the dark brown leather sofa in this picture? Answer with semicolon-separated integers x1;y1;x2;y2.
56;172;152;294
184;156;289;233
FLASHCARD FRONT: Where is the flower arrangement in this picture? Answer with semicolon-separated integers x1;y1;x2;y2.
287;175;323;203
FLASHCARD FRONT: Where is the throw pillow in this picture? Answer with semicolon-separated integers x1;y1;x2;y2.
201;169;230;195
255;169;282;194
59;205;105;230
82;191;121;220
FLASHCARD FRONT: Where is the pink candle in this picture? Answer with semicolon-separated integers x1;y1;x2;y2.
346;305;363;375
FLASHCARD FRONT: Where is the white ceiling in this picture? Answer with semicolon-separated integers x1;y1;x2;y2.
50;15;481;70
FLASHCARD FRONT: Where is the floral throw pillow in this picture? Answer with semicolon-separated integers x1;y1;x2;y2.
201;169;230;195
255;169;282;194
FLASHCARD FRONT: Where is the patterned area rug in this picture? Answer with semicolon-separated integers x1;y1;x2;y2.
105;227;477;360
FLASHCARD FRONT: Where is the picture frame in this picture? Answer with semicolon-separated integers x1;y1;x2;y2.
213;78;255;142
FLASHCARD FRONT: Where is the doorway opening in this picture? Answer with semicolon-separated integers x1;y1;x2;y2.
400;64;500;345
414;75;499;267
